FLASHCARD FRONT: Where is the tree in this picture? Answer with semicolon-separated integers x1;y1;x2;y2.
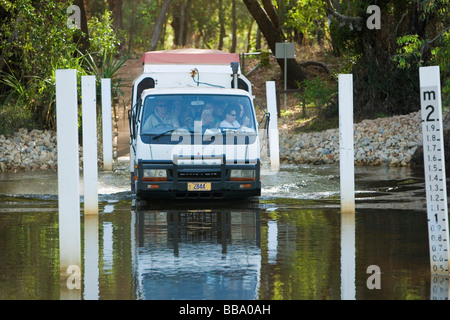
230;0;237;52
243;0;306;87
73;0;90;54
150;0;172;51
218;0;226;50
108;0;123;30
324;0;449;118
171;0;192;47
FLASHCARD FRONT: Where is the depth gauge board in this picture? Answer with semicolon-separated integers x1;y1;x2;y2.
420;66;450;275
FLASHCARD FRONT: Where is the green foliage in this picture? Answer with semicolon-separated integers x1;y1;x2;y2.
429;30;450;107
86;7;127;113
295;77;337;126
327;0;449;119
418;0;449;18
122;0;158;50
393;35;423;69
0;0;127;134
88;9;121;59
82;49;130;114
0;0;82;133
285;0;328;44
1;0;447;135
299;77;336;108
394;29;450;108
0;67;34;135
259;50;271;67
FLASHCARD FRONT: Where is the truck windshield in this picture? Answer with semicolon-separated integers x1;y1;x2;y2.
140;94;257;137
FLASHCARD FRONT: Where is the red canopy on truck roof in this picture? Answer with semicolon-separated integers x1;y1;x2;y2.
141;49;239;65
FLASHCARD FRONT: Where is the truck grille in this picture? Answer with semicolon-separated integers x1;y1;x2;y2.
175;170;221;180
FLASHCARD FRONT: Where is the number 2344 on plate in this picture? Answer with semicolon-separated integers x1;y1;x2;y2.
187;182;211;191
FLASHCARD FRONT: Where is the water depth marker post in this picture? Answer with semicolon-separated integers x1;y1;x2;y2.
102;78;113;171
419;66;450;275
82;76;99;214
266;81;280;170
55;69;81;296
338;74;355;214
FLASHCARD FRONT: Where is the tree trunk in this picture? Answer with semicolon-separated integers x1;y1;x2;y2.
181;0;191;46
243;0;306;87
150;0;172;51
73;0;90;54
246;20;254;52
127;3;137;49
171;1;182;47
230;0;237;53
218;0;226;50
108;0;123;30
255;28;261;51
261;0;279;30
171;0;192;47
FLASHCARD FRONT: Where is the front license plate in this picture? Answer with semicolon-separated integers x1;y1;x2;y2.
187;182;211;191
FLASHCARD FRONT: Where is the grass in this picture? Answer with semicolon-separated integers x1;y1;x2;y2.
278;100;339;134
294;116;339;133
0;103;35;136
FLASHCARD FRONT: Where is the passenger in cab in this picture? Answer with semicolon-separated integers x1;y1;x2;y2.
143;101;180;130
179;106;194;128
219;105;240;128
237;103;250;128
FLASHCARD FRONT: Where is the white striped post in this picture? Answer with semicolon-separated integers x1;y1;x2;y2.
419;66;450;275
266;81;280;170
82;75;99;214
55;69;81;298
338;74;355;214
102;78;113;171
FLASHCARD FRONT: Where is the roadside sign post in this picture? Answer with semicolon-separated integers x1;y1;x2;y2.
275;42;295;110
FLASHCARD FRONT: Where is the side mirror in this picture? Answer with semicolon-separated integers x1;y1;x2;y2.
128;109;135;139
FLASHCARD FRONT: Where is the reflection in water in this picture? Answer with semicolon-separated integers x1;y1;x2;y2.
1;164;450;300
1;197;446;300
258;206;341;299
341;212;355;300
267;220;277;264
0;201;60;300
84;214;99;300
430;275;450;300
102;221;114;273
134;205;261;300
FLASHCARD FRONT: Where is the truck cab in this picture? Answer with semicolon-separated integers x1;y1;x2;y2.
128;49;262;199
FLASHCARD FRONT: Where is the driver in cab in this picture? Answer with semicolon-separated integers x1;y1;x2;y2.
143;101;180;130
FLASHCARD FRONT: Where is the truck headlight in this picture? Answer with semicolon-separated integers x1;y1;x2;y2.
230;169;255;181
143;169;167;181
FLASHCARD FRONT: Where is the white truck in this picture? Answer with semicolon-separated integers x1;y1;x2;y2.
128;49;265;200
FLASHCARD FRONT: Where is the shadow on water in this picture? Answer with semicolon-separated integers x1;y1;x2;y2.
0;164;448;299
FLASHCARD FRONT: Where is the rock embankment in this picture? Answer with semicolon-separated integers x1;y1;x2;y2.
0;128;106;172
0;111;440;171
0;129;59;171
280;111;424;166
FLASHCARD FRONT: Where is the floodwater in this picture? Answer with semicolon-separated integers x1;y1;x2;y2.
0;163;448;300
